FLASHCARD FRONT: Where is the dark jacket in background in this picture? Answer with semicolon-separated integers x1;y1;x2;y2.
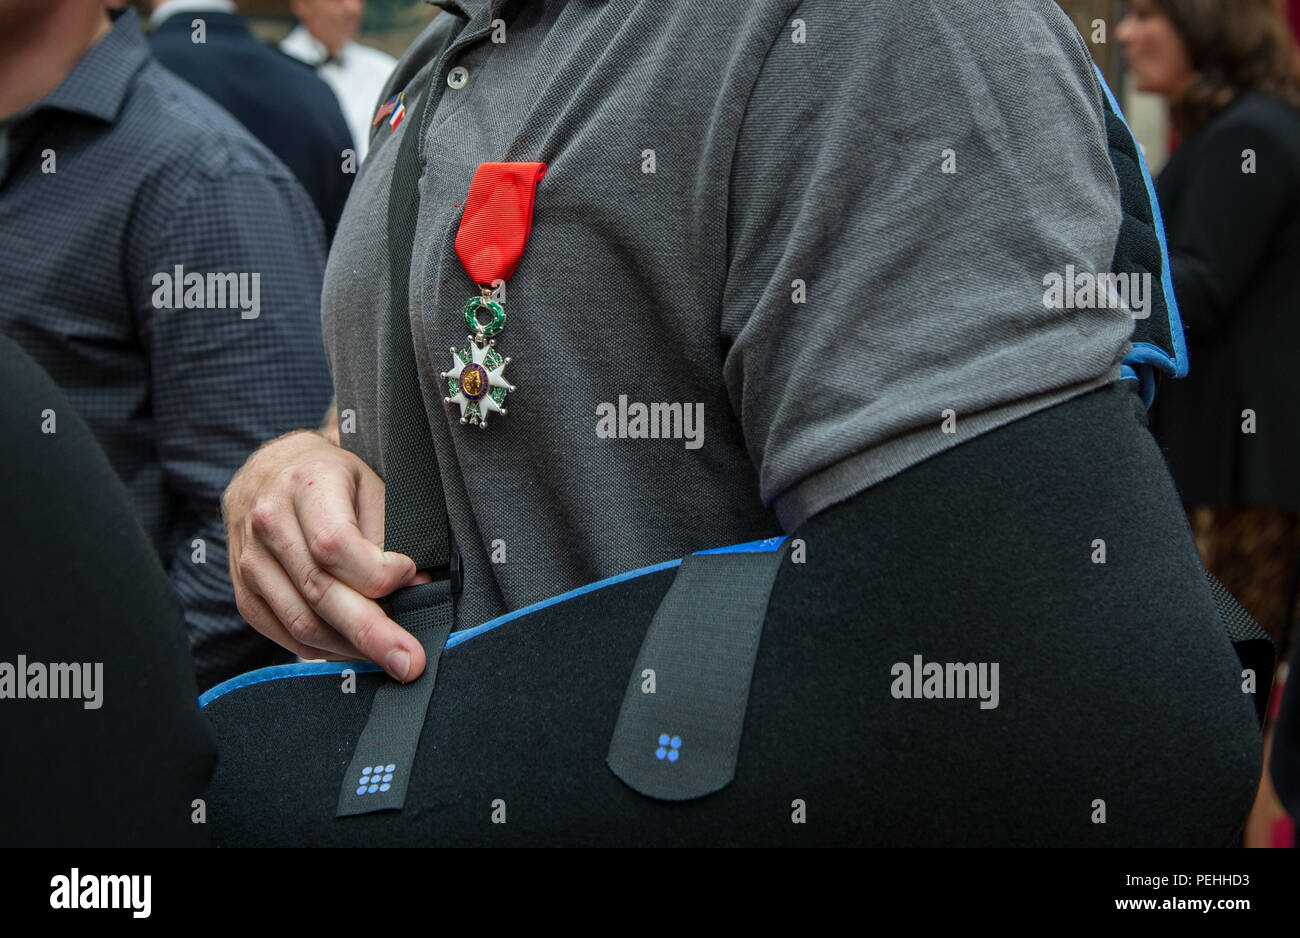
149;10;353;240
0;333;216;846
1151;92;1300;510
1272;668;1300;824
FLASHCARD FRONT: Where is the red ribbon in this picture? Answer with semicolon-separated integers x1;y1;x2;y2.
454;162;547;286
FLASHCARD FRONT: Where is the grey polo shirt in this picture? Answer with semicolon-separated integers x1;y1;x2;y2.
324;0;1129;631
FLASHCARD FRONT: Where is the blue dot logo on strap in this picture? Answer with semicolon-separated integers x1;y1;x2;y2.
355;763;397;796
655;734;682;763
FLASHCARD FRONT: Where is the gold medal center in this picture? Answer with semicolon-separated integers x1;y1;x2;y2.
460;366;485;398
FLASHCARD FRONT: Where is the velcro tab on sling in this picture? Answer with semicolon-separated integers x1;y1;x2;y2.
606;537;788;801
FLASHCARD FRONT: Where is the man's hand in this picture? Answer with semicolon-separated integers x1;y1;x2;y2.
222;430;428;682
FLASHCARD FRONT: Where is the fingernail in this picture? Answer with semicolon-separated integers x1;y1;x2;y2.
385;649;411;682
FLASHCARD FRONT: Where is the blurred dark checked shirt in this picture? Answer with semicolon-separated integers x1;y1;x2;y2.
0;7;334;691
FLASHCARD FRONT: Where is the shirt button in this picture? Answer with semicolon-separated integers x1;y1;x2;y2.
447;66;469;90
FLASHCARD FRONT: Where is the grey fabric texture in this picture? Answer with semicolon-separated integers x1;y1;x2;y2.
0;8;335;689
336;579;455;816
607;544;789;801
323;0;1129;634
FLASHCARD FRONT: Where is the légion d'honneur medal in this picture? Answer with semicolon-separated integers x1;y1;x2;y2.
440;161;547;430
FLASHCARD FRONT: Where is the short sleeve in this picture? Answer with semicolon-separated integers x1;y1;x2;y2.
721;0;1131;528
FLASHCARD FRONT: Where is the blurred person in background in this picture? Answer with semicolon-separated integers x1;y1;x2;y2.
0;1;335;690
146;0;354;240
281;0;396;162
1118;0;1300;649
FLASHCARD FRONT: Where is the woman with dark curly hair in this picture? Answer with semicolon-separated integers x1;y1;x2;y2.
1119;0;1300;650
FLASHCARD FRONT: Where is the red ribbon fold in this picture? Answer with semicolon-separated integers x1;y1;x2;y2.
453;161;547;286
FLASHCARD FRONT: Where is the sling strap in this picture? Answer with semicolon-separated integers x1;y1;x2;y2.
1205;570;1276;725
607;538;789;800
337;83;458;817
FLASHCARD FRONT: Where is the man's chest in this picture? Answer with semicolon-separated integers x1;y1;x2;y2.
323;4;780;463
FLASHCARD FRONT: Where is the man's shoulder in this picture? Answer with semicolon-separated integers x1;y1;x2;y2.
118;58;296;189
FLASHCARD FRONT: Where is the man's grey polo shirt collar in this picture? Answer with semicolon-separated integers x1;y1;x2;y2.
427;0;494;19
427;0;585;21
38;7;149;126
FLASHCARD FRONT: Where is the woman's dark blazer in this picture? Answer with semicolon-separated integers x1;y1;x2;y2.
1151;91;1300;510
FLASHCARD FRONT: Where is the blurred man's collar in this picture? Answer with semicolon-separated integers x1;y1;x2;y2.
282;24;343;68
149;0;238;29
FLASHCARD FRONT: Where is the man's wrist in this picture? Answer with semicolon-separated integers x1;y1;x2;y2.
319;401;340;446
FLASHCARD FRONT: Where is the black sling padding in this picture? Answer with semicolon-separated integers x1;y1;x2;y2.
203;383;1263;847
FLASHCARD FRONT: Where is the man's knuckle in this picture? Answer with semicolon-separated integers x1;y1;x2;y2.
354;562;395;598
236;547;260;580
284;606;323;645
248;497;280;536
308;523;348;567
298;563;335;607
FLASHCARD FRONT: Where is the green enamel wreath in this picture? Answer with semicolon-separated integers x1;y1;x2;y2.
463;296;506;337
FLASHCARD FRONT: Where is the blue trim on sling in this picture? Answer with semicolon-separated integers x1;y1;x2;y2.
694;536;787;555
1094;64;1189;399
199;659;383;708
199;536;791;708
199;552;711;708
442;557;683;650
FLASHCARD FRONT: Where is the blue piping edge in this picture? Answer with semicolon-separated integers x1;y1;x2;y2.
694;535;787;556
1094;63;1189;394
198;659;383;708
199;559;679;708
198;537;786;708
